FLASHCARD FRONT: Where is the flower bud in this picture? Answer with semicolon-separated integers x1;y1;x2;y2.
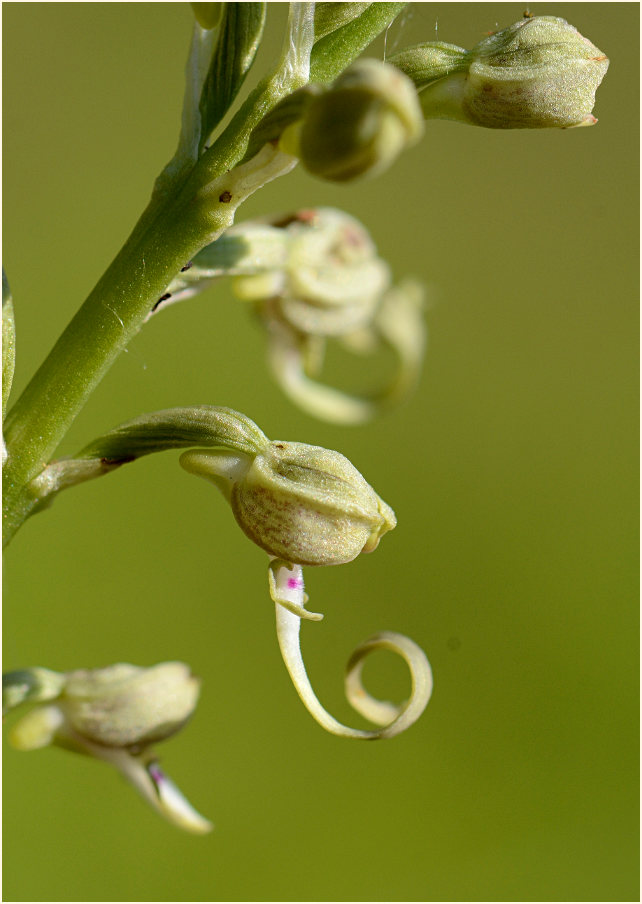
60;662;200;748
292;59;423;181
190;2;222;30
181;441;396;566
417;16;608;129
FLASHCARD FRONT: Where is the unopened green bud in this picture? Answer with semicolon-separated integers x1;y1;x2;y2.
416;16;608;129
61;662;200;748
181;441;396;566
291;59;423;182
190;2;222;30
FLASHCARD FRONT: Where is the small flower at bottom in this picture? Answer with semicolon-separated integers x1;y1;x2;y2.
4;662;212;834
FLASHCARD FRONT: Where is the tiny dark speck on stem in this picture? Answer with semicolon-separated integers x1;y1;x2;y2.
151;292;171;312
219;190;232;203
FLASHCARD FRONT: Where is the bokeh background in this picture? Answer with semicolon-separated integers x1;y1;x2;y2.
3;4;638;901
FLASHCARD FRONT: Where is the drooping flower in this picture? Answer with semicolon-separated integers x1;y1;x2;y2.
180;434;432;737
148;208;426;425
4;661;212;834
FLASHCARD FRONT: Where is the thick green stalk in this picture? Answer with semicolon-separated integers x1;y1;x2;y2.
2;145;295;546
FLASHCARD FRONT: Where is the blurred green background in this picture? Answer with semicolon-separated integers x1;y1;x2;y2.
3;4;638;901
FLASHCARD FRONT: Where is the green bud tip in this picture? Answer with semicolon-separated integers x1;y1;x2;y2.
287;59;424;182
190;3;222;30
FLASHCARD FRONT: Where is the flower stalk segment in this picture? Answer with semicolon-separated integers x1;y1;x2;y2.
10;406;269;537
2;269;15;424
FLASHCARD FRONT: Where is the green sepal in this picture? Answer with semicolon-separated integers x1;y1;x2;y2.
2;270;15;422
26;407;269;512
310;2;406;84
75;406;269;463
198;2;266;153
387;41;469;89
313;3;373;42
3;668;65;716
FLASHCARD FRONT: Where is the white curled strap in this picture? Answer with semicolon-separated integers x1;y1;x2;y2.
271;561;432;739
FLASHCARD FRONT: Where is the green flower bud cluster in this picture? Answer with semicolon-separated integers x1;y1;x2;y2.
280;59;424;182
390;16;609;129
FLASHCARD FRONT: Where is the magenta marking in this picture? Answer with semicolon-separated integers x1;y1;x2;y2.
287;577;302;590
148;764;165;784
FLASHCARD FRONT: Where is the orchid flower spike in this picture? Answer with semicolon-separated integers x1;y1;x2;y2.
4;662;212;834
180;438;432;738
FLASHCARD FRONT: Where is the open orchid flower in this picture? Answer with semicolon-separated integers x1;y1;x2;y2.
3;662;212;834
149;208;426;425
180;436;433;738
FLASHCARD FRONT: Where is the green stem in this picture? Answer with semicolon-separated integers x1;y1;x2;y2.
2;145;295;546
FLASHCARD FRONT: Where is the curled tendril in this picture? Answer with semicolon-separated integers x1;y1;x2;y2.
268;560;433;739
266;275;426;426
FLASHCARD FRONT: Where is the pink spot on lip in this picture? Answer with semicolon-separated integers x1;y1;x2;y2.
149;764;165;784
287;577;303;589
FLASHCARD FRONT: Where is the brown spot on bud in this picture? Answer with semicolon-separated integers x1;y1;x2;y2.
100;456;136;467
